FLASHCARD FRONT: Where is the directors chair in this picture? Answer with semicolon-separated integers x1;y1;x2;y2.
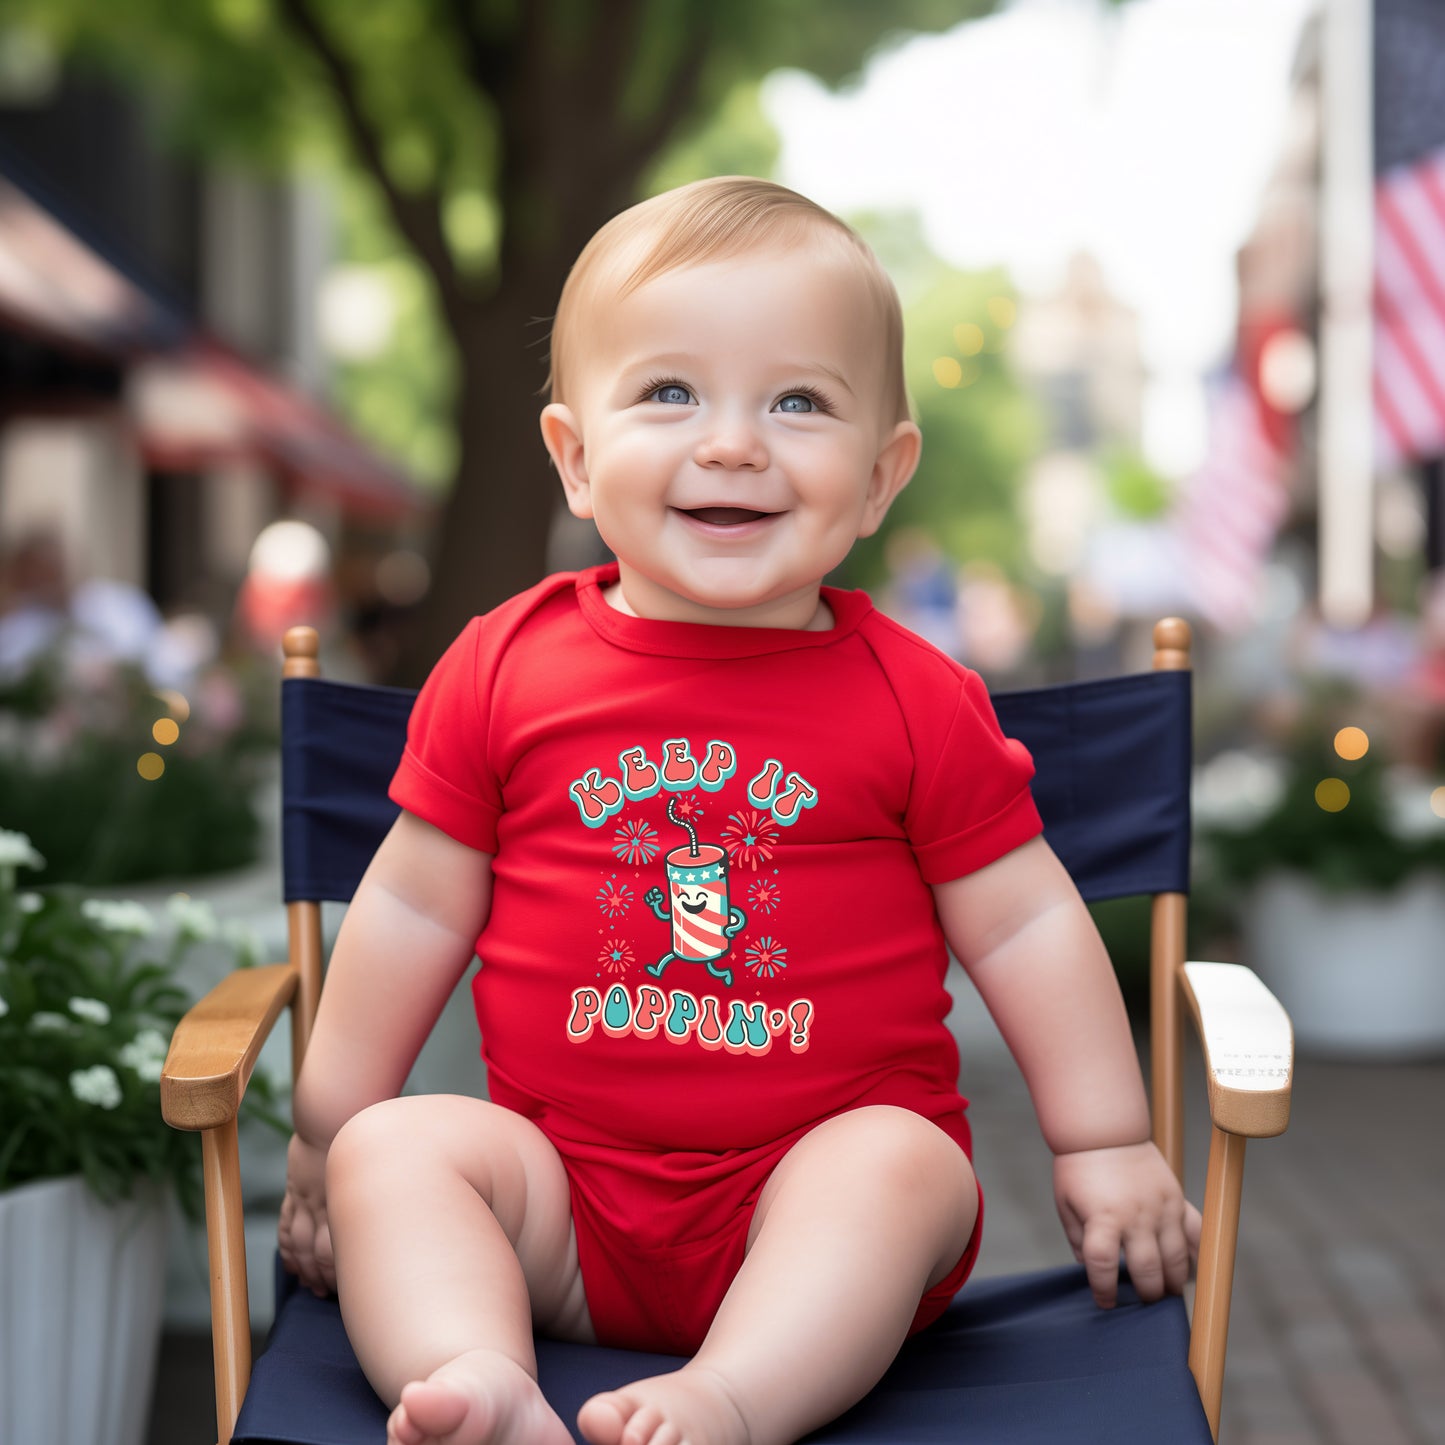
162;617;1293;1445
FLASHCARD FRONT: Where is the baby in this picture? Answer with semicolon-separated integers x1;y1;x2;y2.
279;176;1202;1445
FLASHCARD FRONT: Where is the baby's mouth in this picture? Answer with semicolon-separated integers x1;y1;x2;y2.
679;507;772;526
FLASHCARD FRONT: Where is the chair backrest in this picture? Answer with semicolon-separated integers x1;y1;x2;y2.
993;670;1191;903
279;663;1192;909
280;675;414;904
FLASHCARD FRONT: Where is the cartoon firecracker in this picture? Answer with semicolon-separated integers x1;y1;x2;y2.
644;798;746;986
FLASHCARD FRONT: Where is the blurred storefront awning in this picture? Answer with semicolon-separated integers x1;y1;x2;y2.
0;167;426;521
0;172;185;358
130;340;426;522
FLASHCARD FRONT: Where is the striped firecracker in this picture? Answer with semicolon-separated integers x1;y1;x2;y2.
665;843;732;961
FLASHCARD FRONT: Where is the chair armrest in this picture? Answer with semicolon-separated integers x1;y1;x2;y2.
1179;961;1293;1137
161;962;298;1131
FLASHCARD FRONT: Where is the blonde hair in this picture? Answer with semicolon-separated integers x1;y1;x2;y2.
547;177;911;424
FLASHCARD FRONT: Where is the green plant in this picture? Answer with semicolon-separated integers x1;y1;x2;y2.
0;828;268;1214
1200;733;1445;896
0;651;268;887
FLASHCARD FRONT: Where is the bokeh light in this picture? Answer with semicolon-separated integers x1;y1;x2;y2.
1432;787;1445;819
932;356;963;388
986;296;1016;328
1333;726;1369;761
1258;328;1316;413
953;322;985;355
249;519;330;582
376;549;431;607
1315;778;1350;812
154;688;191;723
137;753;165;781
152;719;180;746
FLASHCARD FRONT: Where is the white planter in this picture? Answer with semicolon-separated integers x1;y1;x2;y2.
1246;871;1445;1058
0;1174;169;1445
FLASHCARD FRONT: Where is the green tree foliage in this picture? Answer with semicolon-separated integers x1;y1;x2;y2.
1100;446;1173;521
9;0;997;679
844;244;1040;590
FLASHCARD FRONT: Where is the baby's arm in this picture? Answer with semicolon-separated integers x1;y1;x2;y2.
278;810;492;1293
933;836;1201;1308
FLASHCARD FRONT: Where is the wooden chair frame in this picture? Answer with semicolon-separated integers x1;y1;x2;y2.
161;619;1293;1445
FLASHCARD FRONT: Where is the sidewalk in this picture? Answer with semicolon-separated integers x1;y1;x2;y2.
148;965;1445;1444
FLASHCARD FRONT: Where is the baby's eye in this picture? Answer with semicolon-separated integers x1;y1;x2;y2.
774;391;820;414
649;383;694;406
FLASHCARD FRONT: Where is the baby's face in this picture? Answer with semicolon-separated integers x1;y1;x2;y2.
542;246;918;629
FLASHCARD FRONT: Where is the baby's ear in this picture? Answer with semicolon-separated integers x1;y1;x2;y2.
859;420;922;538
539;404;592;518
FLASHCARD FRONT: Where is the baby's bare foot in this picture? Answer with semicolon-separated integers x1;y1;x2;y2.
386;1348;573;1445
577;1365;752;1445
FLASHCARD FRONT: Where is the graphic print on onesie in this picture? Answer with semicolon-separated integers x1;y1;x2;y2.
565;737;819;1057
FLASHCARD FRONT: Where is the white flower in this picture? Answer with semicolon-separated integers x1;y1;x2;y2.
17;892;42;914
69;1064;123;1109
0;829;45;871
0;995;9;1018
68;996;112;1026
119;1028;169;1082
80;899;154;937
29;1011;71;1033
121;1051;164;1084
166;893;218;942
221;918;263;967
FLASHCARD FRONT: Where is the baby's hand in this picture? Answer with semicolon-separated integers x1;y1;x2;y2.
1052;1141;1202;1309
278;1133;335;1297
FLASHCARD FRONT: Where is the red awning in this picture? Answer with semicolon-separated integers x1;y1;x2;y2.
130;340;428;522
0;174;183;358
1;172;427;521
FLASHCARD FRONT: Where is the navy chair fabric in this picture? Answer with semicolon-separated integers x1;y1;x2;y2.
280;677;412;903
233;1261;1211;1445
280;668;1191;906
252;662;1204;1442
992;670;1191;903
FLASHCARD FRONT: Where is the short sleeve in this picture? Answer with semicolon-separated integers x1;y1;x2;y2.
906;666;1042;884
388;618;502;854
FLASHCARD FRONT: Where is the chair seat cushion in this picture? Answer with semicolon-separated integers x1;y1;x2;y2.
231;1261;1210;1444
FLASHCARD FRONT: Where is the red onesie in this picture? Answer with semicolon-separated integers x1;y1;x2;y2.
389;565;1042;1354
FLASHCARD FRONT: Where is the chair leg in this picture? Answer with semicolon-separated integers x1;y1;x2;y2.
202;1118;252;1445
1189;1124;1246;1441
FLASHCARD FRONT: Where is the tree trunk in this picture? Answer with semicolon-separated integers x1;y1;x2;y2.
397;286;562;683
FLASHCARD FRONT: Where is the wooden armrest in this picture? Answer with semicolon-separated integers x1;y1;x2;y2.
161;962;298;1131
1180;961;1293;1138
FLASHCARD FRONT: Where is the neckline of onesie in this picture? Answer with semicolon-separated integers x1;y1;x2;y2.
573;563;872;658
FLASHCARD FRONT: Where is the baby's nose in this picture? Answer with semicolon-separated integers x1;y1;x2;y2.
694;414;768;471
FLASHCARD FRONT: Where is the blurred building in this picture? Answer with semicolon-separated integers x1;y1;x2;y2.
1010;251;1146;453
0;61;424;633
1008;252;1178;670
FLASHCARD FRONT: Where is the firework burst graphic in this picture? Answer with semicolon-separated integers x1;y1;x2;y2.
612;817;660;866
721;809;780;871
671;793;705;824
595;877;634;917
744;935;788;979
598;939;634;975
748;875;782;915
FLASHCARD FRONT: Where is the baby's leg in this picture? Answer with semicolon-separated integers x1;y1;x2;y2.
578;1105;978;1445
325;1095;592;1445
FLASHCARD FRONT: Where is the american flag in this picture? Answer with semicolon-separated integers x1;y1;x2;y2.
1373;0;1445;467
1174;361;1292;631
